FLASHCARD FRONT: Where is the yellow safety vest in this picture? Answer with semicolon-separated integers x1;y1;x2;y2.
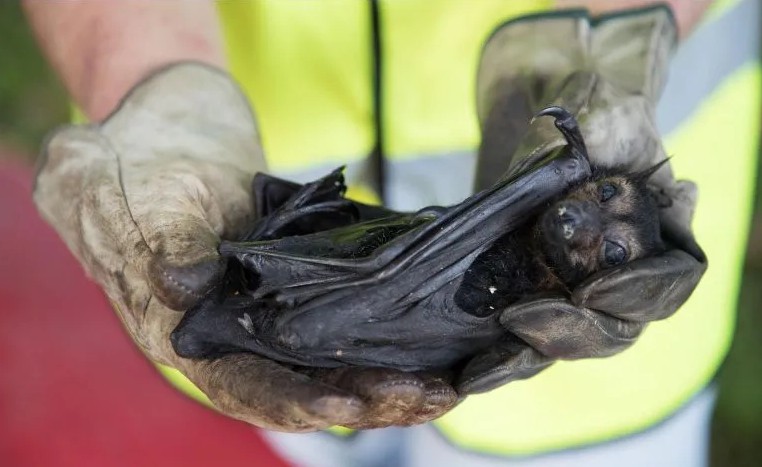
159;0;760;456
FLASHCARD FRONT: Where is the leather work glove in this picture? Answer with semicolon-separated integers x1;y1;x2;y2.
458;6;707;394
34;63;457;430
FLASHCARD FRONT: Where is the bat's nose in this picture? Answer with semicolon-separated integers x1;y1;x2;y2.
544;201;601;247
562;203;600;245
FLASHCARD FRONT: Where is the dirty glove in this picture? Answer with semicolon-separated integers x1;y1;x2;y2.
34;63;457;430
458;6;707;394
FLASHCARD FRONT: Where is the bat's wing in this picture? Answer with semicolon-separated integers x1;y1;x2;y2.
223;110;591;304
246;167;402;241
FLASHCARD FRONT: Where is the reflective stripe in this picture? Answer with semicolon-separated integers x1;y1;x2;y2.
263;387;716;466
384;150;475;210
657;0;760;133
410;389;716;466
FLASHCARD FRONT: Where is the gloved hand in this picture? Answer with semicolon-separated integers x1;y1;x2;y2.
34;63;457;430
458;6;707;394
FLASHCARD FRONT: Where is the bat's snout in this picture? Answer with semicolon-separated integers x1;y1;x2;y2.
542;201;601;248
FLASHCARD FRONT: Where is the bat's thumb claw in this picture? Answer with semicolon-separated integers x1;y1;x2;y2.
534;106;573;121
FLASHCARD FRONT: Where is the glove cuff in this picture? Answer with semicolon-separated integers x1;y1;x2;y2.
101;61;267;175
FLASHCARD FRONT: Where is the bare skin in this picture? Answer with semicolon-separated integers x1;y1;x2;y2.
556;0;714;38
22;0;225;122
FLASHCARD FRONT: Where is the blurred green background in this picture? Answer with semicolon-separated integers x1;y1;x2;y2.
0;4;68;158
1;3;760;465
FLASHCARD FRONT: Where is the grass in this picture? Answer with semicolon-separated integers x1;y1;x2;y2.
1;3;760;465
0;3;68;156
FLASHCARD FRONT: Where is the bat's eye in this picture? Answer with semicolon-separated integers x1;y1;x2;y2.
599;183;617;202
603;240;627;266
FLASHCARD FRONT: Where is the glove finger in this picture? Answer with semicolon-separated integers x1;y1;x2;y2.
100;63;264;174
97;64;267;311
456;340;553;395
315;367;426;430
572;249;706;322
476;13;596;190
591;5;675;102
658;179;706;262
136;183;231;311
477;12;587;125
106;169;238;312
399;373;460;426
500;298;645;360
180;353;367;432
120;155;255;311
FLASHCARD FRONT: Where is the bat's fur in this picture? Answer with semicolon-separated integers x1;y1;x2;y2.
457;166;665;317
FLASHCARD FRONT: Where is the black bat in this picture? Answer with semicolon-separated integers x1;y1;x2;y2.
171;107;663;371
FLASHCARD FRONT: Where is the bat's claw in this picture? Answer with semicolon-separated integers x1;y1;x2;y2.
533;106;574;123
533;106;589;163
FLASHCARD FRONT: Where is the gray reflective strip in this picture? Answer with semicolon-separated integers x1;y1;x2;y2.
271;151;477;211
657;0;760;134
261;387;716;466
275;0;758;212
384;151;476;210
409;387;716;466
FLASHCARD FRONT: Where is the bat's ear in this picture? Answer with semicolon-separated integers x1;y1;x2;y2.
635;159;673;209
633;158;670;184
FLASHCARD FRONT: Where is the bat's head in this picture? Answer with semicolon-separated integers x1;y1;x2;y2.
537;162;667;287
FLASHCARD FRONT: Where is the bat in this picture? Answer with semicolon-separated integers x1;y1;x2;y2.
170;107;664;372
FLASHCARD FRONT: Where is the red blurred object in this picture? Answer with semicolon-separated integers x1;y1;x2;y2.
0;161;289;467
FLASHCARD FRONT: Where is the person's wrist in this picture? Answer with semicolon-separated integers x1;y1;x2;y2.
553;0;713;38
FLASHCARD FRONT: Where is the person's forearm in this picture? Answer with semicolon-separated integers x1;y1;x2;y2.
22;0;226;122
555;0;714;38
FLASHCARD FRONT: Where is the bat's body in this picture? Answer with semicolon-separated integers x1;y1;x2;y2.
171;108;663;371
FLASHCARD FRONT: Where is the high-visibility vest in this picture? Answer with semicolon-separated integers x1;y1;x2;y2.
158;0;761;456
